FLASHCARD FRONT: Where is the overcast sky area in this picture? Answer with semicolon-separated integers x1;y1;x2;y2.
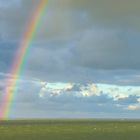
1;0;140;119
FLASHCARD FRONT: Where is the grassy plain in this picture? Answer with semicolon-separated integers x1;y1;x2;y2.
0;119;140;140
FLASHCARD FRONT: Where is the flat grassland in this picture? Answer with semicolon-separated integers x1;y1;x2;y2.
0;119;140;140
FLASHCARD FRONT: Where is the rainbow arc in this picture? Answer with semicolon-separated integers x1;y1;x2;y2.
0;0;48;119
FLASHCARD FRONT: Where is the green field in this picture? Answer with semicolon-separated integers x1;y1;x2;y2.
0;119;140;140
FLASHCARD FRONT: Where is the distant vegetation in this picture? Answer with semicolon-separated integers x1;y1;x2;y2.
0;119;140;140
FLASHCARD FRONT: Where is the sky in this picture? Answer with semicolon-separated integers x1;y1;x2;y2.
1;0;140;119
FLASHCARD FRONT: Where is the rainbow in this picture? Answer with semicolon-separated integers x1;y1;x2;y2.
0;0;48;119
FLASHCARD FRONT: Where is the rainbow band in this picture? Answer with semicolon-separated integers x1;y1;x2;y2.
0;0;48;119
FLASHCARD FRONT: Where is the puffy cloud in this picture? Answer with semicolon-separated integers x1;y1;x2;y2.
126;105;140;111
38;82;140;106
39;82;73;98
1;75;140;118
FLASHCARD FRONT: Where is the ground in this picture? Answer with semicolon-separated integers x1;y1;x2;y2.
0;119;140;140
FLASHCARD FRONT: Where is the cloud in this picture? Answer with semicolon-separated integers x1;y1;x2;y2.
1;0;140;80
37;82;140;101
1;75;140;118
0;0;21;8
72;28;137;69
39;82;73;98
126;105;140;111
1;0;140;40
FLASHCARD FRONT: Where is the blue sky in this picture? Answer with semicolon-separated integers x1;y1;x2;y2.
1;0;140;118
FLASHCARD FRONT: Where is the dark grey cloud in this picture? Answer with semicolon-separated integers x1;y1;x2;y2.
71;28;140;70
0;41;18;72
1;0;140;74
116;95;139;105
21;41;140;85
